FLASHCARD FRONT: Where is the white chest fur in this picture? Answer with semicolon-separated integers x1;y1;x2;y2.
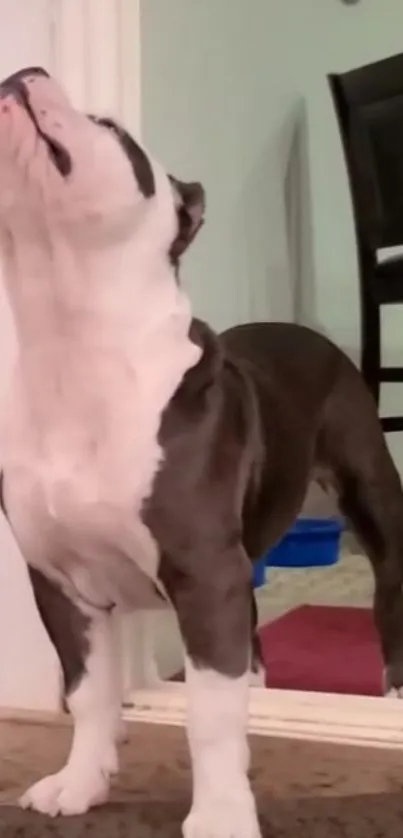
1;263;201;610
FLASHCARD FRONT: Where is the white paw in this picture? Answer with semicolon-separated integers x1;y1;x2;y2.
20;766;111;816
183;795;261;838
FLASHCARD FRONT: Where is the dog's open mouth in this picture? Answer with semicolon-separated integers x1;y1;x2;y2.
0;66;72;177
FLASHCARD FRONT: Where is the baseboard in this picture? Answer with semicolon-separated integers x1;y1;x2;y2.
123;684;403;750
2;686;403;750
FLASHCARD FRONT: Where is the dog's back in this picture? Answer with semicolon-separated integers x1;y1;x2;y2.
221;321;349;409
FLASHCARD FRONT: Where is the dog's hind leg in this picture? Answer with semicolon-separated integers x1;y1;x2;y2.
20;568;121;816
319;366;403;697
340;470;403;697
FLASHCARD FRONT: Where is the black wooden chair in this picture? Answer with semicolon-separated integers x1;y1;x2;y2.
328;53;403;433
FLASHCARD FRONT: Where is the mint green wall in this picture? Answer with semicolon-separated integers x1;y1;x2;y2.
141;0;403;464
141;0;298;330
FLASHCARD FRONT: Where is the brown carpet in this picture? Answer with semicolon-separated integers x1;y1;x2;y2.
2;718;403;836
3;794;403;837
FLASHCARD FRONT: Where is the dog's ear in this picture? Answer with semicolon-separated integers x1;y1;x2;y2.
169;176;205;260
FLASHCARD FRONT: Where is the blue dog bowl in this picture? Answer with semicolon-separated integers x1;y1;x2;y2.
266;517;344;569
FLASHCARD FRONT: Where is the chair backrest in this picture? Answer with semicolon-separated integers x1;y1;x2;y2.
328;53;403;252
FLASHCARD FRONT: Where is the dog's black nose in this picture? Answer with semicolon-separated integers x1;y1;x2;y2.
0;66;49;97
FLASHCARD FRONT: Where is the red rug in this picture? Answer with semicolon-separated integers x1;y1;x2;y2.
260;605;384;696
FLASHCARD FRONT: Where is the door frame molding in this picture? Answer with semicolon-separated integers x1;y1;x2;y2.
51;0;141;134
51;0;148;700
125;684;403;748
4;685;403;750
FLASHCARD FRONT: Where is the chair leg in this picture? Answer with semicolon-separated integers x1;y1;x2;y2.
361;296;381;407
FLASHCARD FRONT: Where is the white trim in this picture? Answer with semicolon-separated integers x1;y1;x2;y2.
52;0;152;695
51;0;88;110
51;0;141;133
3;686;403;750
118;0;141;136
122;685;403;749
85;0;121;116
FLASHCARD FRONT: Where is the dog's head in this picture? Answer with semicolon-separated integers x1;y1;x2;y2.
0;67;205;265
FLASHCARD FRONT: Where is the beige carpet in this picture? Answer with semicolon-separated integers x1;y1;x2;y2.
2;719;403;835
256;548;373;624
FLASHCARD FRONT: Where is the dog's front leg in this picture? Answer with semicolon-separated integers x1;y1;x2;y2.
171;549;262;838
20;568;121;816
185;659;261;838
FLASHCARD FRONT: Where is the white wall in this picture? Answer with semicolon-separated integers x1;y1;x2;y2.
142;0;403;339
141;0;299;331
142;0;403;469
297;0;403;469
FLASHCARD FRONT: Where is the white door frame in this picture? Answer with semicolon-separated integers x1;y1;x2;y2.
51;0;140;133
51;0;159;697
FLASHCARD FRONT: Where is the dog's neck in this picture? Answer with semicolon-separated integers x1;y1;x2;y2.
1;227;201;504
4;226;189;349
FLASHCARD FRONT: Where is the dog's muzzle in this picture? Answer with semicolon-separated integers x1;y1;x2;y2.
0;66;72;177
0;66;49;105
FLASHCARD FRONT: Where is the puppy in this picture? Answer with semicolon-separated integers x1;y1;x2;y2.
1;67;403;838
